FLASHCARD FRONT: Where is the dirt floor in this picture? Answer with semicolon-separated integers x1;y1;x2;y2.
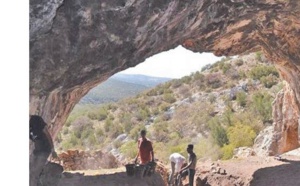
196;152;300;186
57;150;300;186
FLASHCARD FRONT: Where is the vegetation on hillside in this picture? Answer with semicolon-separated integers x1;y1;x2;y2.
55;52;283;163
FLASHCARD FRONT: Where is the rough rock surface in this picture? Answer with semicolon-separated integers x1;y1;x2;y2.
30;0;300;154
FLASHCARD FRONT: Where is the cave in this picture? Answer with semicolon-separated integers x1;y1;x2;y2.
30;0;300;158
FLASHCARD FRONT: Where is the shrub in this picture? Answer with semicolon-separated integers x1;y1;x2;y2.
226;68;240;80
208;94;217;103
146;89;157;96
206;73;222;89
159;102;171;112
194;138;222;161
151;122;169;142
193;71;205;81
248;65;279;80
236;91;247;107
120;141;138;160
98;107;108;121
87;134;97;147
220;63;232;74
260;75;278;88
250;92;273;123
171;79;183;88
227;124;256;147
201;64;212;72
255;51;262;62
104;118;113;132
182;76;192;84
113;139;123;148
235;59;244;66
221;144;235;160
129;124;146;141
208;119;228;147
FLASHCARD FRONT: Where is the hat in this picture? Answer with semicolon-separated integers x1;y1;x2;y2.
187;144;194;149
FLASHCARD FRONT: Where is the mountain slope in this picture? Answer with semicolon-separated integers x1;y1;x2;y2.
79;74;171;104
56;52;282;164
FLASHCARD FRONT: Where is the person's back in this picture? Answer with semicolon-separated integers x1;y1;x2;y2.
137;137;153;164
135;130;154;165
169;153;186;184
170;153;185;164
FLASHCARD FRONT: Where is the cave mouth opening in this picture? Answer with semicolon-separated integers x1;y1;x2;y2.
53;48;290;171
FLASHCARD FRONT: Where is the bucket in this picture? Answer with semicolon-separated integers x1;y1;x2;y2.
134;164;146;178
125;164;135;176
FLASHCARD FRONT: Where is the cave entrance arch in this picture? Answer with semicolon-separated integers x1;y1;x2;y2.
30;0;300;155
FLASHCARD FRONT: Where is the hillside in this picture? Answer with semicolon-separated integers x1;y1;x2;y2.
79;74;171;104
55;52;282;165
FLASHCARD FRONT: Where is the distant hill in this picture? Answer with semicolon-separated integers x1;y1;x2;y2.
79;74;172;104
111;73;172;87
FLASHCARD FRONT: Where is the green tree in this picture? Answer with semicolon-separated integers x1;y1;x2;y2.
250;92;273;122
209;119;228;147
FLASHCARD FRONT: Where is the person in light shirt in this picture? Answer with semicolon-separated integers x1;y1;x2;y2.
168;152;186;184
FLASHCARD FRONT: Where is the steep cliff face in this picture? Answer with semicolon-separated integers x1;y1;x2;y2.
30;0;300;154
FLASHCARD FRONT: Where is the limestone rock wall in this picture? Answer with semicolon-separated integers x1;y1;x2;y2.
30;0;300;154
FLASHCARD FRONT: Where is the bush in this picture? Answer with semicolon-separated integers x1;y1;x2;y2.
104;118;113;132
255;51;262;62
208;94;217;103
171;79;183;88
249;64;279;80
221;144;235;160
182;76;192;84
146;89;157;96
193;71;205;81
201;64;212;72
120;141;138;160
206;73;222;89
235;59;244;66
151;122;169;142
250;92;273;123
159;102;170;112
236;91;247;107
98;107;108;121
134;108;149;121
208;119;228;147
260;75;278;88
129;124;146;141
227;124;256;147
194;138;222;161
220;63;232;74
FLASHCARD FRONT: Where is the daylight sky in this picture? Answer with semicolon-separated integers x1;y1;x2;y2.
120;46;223;79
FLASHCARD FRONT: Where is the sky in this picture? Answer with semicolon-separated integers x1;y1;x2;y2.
120;46;223;79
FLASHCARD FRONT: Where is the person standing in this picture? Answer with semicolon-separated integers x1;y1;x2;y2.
179;144;197;186
135;130;154;165
168;152;186;184
29;115;57;186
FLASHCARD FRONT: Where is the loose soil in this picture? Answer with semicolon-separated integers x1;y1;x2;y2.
57;149;300;186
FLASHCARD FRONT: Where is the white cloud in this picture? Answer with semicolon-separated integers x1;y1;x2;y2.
120;46;223;78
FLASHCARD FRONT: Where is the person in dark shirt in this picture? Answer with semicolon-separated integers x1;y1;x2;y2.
29;115;57;186
179;144;197;186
